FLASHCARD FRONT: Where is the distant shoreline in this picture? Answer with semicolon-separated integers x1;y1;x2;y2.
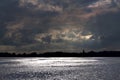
0;51;120;57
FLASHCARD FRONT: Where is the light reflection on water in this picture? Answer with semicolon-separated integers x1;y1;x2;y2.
0;57;120;80
18;57;99;67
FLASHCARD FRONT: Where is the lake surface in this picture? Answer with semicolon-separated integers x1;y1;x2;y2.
0;57;120;80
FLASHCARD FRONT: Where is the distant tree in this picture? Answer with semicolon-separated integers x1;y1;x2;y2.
82;49;85;54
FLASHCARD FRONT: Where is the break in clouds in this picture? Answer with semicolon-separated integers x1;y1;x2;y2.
0;0;120;52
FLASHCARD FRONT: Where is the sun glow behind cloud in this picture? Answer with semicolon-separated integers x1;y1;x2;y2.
35;27;93;44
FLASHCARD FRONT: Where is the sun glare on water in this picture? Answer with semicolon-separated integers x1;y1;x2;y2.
14;58;99;67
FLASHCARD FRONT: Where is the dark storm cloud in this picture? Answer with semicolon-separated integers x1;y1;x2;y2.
0;0;120;52
86;11;120;50
0;0;61;46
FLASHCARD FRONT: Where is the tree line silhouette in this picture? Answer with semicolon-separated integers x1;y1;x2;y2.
0;50;120;57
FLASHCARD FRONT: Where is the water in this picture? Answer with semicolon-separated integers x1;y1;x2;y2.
0;57;120;80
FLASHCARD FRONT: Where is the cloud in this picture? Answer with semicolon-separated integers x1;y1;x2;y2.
88;0;112;8
34;27;94;50
19;0;63;12
0;0;120;52
85;0;120;19
0;45;16;51
85;10;120;50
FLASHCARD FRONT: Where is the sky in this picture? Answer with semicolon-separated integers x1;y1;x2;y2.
0;0;120;52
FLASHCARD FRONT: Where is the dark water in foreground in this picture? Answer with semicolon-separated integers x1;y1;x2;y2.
0;57;120;80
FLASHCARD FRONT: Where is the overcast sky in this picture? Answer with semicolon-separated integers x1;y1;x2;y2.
0;0;120;52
